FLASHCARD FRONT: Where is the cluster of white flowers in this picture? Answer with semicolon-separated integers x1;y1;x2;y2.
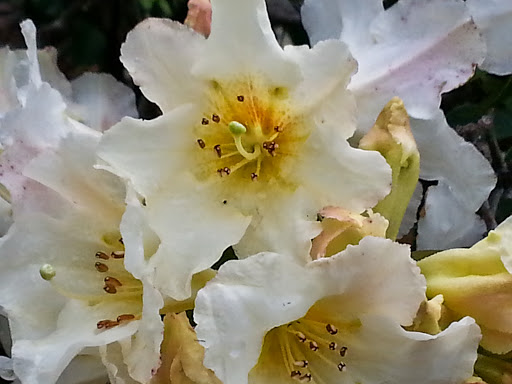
0;0;512;383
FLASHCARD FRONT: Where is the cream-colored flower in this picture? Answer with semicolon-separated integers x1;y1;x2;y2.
195;237;481;384
98;0;391;300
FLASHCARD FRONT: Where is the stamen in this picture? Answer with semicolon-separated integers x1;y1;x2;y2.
329;342;337;351
326;324;338;335
214;145;222;158
117;314;136;322
95;262;109;272
309;341;319;351
237;95;244;102
299;373;312;382
293;360;308;368
97;320;119;330
217;167;231;177
201;118;209;125
212;114;220;123
251;173;258;181
274;125;283;132
39;264;56;281
337;362;347;372
339;347;347;357
119;238;124;245
95;251;109;260
105;277;122;287
290;371;301;379
197;139;206;149
295;332;307;343
104;285;117;294
111;251;125;259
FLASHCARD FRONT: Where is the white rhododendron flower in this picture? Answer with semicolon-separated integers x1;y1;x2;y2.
466;0;512;75
301;0;496;248
0;127;163;384
98;0;391;300
195;237;481;384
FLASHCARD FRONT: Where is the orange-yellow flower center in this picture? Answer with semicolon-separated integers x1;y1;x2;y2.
193;77;310;185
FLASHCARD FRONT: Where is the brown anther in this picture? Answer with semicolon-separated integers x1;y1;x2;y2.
117;314;136;322
309;341;319;351
214;144;222;158
299;373;312;382
119;238;124;245
262;142;268;149
201;118;209;125
223;167;231;175
251;173;258;181
97;320;119;330
197;139;206;149
296;332;306;343
274;126;283;132
339;346;347;357
103;285;117;294
337;362;346;372
273;143;279;149
95;251;109;260
329;342;337;350
326;323;338;335
290;371;301;379
111;251;125;259
293;360;308;368
105;276;122;287
212;114;220;123
237;95;244;102
95;262;109;273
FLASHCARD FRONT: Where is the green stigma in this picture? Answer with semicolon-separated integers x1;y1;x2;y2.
228;121;247;135
40;264;56;281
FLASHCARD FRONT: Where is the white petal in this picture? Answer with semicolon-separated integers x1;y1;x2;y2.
120;279;164;383
120;18;204;112
417;183;487;250
411;111;496;212
349;316;480;384
146;185;250;300
24;124;126;217
194;0;300;87
0;224;67;341
98;104;199;198
301;0;383;48
195;253;319;384
19;20;42;91
99;342;140;384
283;39;358;139
309;237;425;326
119;187;160;281
349;0;485;131
233;189;321;261
0;48;20;115
36;47;72;100
466;0;512;75
70;73;137;132
11;300;138;384
0;82;68;207
295;132;392;213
